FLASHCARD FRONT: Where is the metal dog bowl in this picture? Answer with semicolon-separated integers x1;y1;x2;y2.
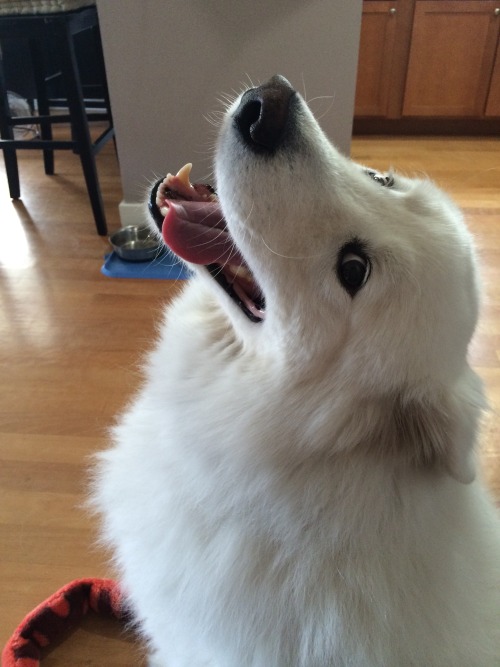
109;226;162;262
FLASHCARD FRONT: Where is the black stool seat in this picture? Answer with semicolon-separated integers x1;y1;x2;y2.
0;4;114;235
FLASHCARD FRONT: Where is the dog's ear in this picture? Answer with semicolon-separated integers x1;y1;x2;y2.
394;368;485;484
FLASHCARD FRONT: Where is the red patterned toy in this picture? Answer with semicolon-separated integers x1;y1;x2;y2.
1;579;128;667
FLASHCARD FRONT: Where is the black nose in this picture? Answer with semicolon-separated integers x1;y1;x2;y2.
234;75;296;152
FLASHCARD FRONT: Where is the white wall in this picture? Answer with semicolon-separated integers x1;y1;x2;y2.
96;0;363;226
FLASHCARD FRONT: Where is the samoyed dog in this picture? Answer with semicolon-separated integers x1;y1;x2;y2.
93;76;500;666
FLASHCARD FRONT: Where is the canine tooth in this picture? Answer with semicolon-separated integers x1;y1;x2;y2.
175;163;193;189
160;205;169;216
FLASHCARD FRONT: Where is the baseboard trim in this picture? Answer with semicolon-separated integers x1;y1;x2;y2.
353;117;500;136
118;201;148;228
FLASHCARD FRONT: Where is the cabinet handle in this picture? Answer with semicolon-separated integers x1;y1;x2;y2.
494;7;500;15
389;7;396;14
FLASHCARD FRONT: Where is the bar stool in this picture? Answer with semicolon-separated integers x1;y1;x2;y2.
0;1;114;235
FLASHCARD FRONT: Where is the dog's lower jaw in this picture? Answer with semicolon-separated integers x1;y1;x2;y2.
148;178;266;325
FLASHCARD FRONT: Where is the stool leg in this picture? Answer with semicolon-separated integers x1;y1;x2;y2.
0;52;20;199
94;24;116;154
29;38;54;175
58;26;107;235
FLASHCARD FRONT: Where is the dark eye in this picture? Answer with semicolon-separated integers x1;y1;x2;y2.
337;245;371;296
365;169;395;188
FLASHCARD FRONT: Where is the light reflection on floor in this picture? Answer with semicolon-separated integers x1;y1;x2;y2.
0;197;59;352
0;199;35;270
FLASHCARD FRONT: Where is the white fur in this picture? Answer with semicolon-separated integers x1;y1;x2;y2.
92;86;500;666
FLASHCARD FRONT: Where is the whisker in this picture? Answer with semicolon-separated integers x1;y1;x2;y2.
260;235;328;261
301;72;307;102
310;93;337;123
243;72;256;90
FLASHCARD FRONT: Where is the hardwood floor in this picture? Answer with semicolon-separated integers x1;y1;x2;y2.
0;133;498;664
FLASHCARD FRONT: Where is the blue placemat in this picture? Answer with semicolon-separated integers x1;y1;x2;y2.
101;251;190;280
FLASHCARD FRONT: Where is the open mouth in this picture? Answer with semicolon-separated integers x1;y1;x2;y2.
148;164;265;323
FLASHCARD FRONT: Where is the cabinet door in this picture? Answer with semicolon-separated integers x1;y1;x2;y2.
354;2;398;116
485;37;500;116
403;1;500;117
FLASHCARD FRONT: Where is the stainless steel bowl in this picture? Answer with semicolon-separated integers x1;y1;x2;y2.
109;226;162;262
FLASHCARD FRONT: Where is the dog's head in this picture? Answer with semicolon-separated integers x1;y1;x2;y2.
150;75;484;483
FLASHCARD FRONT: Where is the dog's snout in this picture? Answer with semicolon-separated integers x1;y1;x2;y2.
234;75;296;152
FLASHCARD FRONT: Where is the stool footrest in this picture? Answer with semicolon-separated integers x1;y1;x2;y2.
0;138;76;149
8;111;111;126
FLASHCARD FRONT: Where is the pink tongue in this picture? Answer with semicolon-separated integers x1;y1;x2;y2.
162;201;243;266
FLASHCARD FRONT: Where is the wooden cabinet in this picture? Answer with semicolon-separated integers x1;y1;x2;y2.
354;0;500;131
354;2;398;116
403;1;500;117
354;0;415;118
485;31;500;115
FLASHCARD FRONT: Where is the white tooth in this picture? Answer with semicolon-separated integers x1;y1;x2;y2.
160;206;169;216
175;163;193;188
227;264;252;280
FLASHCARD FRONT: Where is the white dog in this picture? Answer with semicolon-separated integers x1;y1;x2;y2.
92;76;500;666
